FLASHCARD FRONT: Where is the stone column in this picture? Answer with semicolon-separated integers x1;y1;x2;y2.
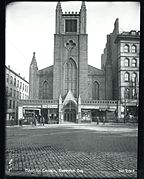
59;95;63;124
117;100;121;119
18;106;23;125
77;95;81;123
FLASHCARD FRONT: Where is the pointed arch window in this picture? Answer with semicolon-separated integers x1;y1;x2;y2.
132;58;137;67
124;72;129;82
131;45;137;53
124;58;129;67
124;44;129;53
92;81;100;100
64;58;77;97
42;81;49;99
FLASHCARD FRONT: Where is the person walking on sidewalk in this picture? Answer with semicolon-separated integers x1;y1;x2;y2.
42;116;45;126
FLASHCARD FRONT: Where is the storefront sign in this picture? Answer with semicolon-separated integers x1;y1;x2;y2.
81;105;99;109
48;105;58;108
23;105;41;108
42;105;48;108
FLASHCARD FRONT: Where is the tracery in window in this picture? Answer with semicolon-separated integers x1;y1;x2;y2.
42;81;49;99
65;39;76;51
64;58;77;97
92;81;99;100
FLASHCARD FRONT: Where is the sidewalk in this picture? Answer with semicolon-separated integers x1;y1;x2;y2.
6;122;138;133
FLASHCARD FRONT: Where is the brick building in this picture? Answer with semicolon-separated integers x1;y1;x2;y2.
18;2;139;124
5;65;29;125
101;18;139;119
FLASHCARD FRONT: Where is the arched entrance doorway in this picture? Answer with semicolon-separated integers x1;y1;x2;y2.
63;101;77;122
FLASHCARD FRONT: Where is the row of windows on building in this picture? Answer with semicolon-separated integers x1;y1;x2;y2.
124;58;138;67
6;86;29;99
123;44;138;53
6;74;29;92
124;72;137;83
7;100;18;109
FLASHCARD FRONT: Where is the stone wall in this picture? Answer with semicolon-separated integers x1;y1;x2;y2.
38;66;53;99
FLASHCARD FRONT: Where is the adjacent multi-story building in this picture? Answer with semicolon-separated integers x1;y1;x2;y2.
5;65;29;125
101;19;140;118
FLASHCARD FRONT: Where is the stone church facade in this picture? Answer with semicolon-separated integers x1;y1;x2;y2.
29;2;107;101
18;2;139;124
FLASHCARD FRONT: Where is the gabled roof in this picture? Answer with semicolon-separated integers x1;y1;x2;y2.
38;65;53;75
63;90;77;106
88;65;105;76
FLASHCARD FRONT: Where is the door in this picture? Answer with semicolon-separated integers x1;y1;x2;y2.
64;102;76;122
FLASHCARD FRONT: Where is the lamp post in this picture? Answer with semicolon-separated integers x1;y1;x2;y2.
124;89;128;123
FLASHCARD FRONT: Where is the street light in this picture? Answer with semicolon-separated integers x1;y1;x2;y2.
124;88;129;123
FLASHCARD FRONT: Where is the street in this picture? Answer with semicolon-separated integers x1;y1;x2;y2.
5;123;138;178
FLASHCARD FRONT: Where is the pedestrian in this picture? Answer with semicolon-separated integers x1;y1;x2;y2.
42;116;45;126
103;116;105;125
97;117;99;125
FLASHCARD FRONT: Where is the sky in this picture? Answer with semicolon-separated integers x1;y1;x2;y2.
6;1;140;81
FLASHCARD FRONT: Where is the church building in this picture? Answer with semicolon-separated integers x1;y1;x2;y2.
18;2;139;124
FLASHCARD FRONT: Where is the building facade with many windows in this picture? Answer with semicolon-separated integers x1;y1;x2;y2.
101;19;139;118
5;65;29;125
18;2;139;124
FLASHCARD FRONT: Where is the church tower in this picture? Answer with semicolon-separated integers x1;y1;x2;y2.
29;52;39;99
53;1;88;100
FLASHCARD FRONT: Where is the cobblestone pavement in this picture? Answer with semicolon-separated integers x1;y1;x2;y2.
5;124;137;178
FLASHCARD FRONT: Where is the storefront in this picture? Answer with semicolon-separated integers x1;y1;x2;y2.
18;98;120;125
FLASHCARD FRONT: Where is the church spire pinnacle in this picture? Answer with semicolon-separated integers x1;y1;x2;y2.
81;1;86;10
30;52;38;68
56;1;62;10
